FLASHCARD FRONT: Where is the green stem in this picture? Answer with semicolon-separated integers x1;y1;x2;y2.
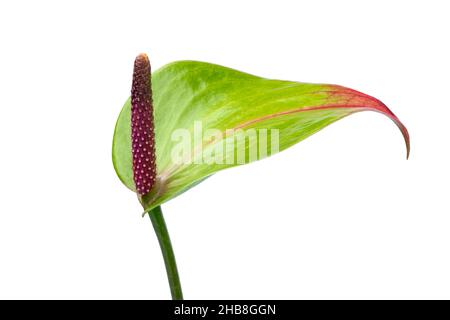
148;206;183;300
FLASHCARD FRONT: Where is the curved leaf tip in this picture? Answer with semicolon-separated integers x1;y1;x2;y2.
325;85;410;159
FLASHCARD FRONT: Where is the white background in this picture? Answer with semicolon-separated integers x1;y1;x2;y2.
0;0;449;299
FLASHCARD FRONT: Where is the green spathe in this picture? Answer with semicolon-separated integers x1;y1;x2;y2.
113;61;409;212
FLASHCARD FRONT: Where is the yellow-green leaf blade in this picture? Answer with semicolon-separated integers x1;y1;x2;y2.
112;61;409;211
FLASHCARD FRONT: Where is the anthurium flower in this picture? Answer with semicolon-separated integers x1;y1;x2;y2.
112;54;409;300
114;58;409;211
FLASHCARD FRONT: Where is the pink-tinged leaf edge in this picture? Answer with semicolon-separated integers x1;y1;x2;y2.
231;84;409;158
318;84;410;159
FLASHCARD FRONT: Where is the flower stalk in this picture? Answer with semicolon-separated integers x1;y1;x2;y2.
149;206;183;300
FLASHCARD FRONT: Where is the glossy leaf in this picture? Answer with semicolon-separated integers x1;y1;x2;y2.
113;61;409;212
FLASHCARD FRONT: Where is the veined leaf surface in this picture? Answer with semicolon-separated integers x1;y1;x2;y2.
113;61;409;212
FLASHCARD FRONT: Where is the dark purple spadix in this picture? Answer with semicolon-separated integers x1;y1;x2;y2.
131;53;156;195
